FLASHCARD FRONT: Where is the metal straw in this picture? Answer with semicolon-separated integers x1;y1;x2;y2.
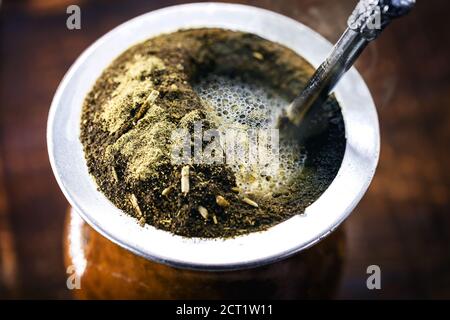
278;0;415;132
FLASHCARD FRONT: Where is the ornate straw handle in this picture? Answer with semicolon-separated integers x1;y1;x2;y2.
348;0;416;41
280;0;416;129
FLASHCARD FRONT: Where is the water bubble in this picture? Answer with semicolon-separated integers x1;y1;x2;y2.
193;74;307;193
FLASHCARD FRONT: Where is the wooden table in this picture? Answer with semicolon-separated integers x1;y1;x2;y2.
1;0;449;299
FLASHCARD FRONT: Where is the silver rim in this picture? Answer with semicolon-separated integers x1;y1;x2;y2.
47;3;380;271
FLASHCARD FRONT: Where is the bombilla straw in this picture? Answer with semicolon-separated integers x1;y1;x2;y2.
278;0;415;131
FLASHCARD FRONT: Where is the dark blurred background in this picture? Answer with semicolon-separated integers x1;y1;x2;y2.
0;0;449;299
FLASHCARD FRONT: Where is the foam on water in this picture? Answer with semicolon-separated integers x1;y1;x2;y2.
194;74;306;194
